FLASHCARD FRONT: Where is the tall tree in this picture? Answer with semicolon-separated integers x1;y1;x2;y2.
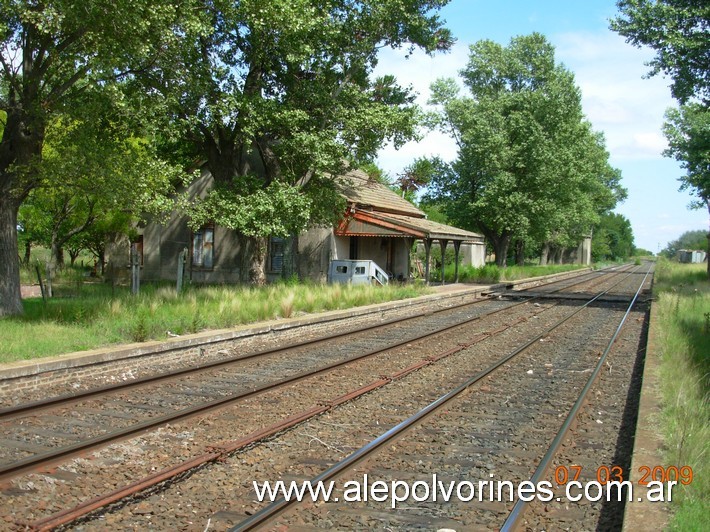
17;114;183;294
663;103;710;274
612;1;709;276
591;212;635;261
0;0;202;316
611;0;709;104
424;34;623;266
138;0;453;284
661;228;708;257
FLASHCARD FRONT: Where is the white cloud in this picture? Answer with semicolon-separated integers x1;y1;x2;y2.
371;26;705;252
374;44;470;107
373;44;469;175
374;31;678;175
554;31;676;160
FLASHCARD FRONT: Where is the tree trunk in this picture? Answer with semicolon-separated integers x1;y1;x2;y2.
69;248;81;265
539;242;549;265
706;199;710;280
515;239;525;266
46;237;60;298
247;235;267;285
0;199;24;316
54;246;64;268
554;247;564;264
0;101;47;316
24;240;32;265
492;234;511;268
55;246;65;267
98;249;106;276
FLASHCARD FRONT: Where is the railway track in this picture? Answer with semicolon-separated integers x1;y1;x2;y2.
0;264;649;530
232;264;653;530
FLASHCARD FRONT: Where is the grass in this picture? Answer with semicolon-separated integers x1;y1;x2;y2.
652;258;709;529
2;256;613;363
0;281;428;363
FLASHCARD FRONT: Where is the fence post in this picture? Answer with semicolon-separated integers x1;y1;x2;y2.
131;243;140;295
177;247;187;294
35;264;46;303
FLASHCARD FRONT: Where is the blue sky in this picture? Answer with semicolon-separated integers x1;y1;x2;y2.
374;0;707;253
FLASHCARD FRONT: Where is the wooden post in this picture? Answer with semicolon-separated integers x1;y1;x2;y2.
177;247;187;294
454;240;462;284
131;243;140;295
424;239;432;286
439;239;449;286
35;264;46;303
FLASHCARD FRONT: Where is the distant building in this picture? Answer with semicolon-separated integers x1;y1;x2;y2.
677;249;707;264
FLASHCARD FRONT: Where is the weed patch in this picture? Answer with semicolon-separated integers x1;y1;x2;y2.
653;258;709;528
0;282;430;362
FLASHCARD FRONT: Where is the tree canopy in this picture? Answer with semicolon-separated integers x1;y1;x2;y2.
611;0;710;105
611;1;710;276
0;0;203;316
1;0;453;314
591;212;635;262
423;33;625;266
661;228;708;257
663;102;710;273
137;0;453;282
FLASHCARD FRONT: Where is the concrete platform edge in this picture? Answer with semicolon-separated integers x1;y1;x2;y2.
0;285;489;380
621;295;671;530
0;266;594;381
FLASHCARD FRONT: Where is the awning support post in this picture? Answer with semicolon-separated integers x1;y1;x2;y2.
424;239;432;285
439;239;449;285
454;240;462;283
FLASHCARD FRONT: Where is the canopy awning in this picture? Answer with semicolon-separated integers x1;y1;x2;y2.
336;208;484;243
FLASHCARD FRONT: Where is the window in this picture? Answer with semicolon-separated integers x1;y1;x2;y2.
192;225;214;268
269;237;285;272
335;265;348;274
354;266;365;275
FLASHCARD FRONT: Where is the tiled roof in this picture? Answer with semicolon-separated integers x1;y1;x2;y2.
337;169;424;217
335;169;484;242
379;212;484;242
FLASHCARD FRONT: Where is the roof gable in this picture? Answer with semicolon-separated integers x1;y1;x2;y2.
337;169;424;218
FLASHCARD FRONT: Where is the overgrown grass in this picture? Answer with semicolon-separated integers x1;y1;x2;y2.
652;258;709;529
19;247;97;286
0;281;428;363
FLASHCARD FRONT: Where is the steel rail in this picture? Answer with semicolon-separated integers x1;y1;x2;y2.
0;293;493;420
0;263;625;420
18;266;642;530
0;291;530;481
0;264;640;481
228;265;647;531
23;325;516;531
21;319;537;530
499;265;652;531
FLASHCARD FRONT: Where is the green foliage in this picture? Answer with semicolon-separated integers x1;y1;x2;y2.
591;212;635;261
443;263;501;284
0;282;430;362
396;157;448;201
611;0;710;104
138;0;453;257
612;2;710;278
423;33;625;266
653;259;709;529
661;229;709;258
0;0;206;316
663;103;710;212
